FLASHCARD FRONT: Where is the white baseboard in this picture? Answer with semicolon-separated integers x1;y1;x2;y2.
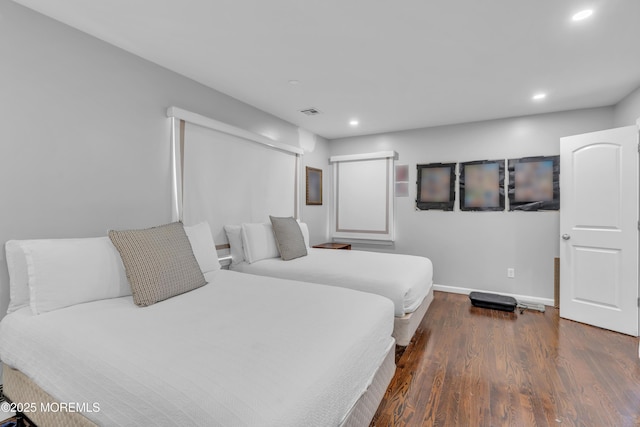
433;284;555;307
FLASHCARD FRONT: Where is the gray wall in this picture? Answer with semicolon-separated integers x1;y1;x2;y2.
0;2;328;316
299;131;331;245
329;108;615;301
614;85;640;127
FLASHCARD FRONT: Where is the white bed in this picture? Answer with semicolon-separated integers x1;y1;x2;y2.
231;246;434;346
233;248;432;317
0;269;395;426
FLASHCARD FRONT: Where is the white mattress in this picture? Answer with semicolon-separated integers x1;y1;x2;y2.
0;270;394;427
232;248;433;317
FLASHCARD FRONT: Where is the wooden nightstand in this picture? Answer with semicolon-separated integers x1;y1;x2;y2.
312;242;352;250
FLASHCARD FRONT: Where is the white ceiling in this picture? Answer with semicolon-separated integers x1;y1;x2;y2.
13;0;640;139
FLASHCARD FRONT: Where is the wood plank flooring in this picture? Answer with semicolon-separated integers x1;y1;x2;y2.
372;291;640;427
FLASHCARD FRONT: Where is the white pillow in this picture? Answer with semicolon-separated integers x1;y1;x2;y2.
241;223;280;264
297;221;311;248
184;222;221;274
5;240;30;314
23;237;131;315
224;225;245;265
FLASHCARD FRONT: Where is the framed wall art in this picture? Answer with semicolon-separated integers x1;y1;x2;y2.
306;166;323;205
395;164;410;197
459;159;505;211
508;155;560;211
416;163;456;210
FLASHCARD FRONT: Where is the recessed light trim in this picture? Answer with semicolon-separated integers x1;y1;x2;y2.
349;119;359;126
288;79;300;85
572;9;593;21
532;93;547;101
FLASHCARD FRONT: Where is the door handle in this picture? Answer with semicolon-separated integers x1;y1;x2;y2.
562;234;571;240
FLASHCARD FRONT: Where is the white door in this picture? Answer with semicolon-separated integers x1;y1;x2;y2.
560;125;639;336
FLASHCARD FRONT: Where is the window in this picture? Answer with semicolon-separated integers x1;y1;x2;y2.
329;151;396;241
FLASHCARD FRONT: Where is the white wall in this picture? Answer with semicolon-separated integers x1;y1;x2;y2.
298;130;331;245
329;108;614;302
614;85;640;127
0;2;328;316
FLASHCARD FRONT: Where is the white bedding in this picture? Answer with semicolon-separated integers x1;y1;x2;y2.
0;270;394;427
232;248;433;317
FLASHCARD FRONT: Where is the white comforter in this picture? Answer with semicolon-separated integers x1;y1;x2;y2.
0;270;394;427
232;248;433;317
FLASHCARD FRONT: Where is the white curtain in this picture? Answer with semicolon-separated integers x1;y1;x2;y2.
172;118;299;246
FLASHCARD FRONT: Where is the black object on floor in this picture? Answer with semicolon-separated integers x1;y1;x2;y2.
469;291;517;312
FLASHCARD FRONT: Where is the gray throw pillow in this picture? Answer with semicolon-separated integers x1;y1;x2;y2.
269;216;308;261
109;222;206;307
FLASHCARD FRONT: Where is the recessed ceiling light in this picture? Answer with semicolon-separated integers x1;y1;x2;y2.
572;9;593;21
532;93;547;101
288;79;300;85
349;119;359;126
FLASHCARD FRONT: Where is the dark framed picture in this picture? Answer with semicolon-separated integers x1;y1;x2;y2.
416;163;456;210
460;159;505;211
508;156;560;211
306;166;323;205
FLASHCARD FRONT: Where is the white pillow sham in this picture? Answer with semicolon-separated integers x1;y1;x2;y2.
241;223;280;264
5;223;219;315
297;221;311;248
23;237;131;315
237;221;310;264
184;222;221;274
5;240;30;314
224;225;245;265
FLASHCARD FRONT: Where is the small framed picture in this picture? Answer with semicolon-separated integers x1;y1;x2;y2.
395;182;410;197
395;164;409;197
395;164;409;182
306;166;323;205
416;163;456;210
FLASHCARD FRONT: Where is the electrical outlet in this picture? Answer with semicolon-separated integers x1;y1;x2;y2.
507;268;515;278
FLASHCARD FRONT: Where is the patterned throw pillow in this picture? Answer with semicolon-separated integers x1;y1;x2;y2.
269;216;308;261
109;222;206;307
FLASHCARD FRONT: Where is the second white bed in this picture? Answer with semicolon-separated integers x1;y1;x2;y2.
232;247;433;320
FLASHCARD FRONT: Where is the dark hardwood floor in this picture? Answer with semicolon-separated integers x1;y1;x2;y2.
372;291;640;427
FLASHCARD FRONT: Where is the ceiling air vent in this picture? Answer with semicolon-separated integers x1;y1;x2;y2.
299;108;322;116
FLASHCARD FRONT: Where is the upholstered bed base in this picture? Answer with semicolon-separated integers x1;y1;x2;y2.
341;342;395;427
393;286;434;347
3;364;97;427
2;344;396;427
